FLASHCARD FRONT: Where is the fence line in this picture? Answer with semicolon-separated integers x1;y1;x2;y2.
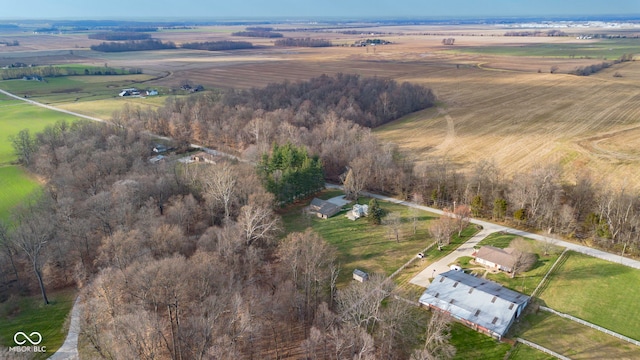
540;306;640;347
389;241;437;279
516;338;571;360
531;248;568;298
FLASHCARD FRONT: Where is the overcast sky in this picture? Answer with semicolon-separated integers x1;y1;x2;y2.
1;0;639;20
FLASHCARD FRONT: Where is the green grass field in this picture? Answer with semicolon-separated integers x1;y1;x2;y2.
0;93;80;164
507;343;555;360
512;311;640;359
0;74;157;105
537;251;640;340
281;191;440;286
475;233;564;295
0;166;40;220
450;322;511;360
0;288;77;359
451;38;640;59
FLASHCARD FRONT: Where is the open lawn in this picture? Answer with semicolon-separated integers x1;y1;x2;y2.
537;251;640;340
281;190;439;286
511;311;640;359
507;343;555;360
450;322;511;360
57;96;167;120
0;166;40;220
0;74;157;105
0;288;77;359
0;93;79;164
474;233;564;295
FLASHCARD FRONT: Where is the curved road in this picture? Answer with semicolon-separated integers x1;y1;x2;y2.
325;184;640;287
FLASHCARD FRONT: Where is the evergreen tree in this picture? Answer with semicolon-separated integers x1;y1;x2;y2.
258;142;324;204
368;198;383;225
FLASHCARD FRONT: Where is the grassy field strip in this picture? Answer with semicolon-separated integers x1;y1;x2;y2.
0;288;76;359
540;306;640;347
530;248;569;298
515;338;570;360
0;166;41;220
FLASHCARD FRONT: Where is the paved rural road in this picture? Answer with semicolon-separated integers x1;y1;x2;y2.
325;184;640;286
0;88;107;123
48;296;81;360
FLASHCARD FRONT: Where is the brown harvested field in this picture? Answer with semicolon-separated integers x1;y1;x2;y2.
2;24;640;188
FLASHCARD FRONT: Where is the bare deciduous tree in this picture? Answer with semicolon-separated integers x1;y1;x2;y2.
383;212;403;243
509;237;537;278
453;204;471;236
237;198;281;247
429;213;455;250
11;200;56;305
411;310;455;360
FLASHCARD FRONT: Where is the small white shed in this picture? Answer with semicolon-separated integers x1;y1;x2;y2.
353;269;369;282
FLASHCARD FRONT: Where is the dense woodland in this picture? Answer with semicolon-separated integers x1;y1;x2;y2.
1;121;440;359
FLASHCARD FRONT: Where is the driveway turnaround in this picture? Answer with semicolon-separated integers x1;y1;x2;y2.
410;228;493;287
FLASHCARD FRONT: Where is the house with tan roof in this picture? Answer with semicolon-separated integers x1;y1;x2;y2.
473;246;517;273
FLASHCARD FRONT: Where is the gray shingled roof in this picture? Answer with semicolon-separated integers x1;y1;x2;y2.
310;198;341;217
419;270;529;337
475;245;517;270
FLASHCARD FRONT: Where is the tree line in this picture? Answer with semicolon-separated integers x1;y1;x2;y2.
88;31;152;41
274;38;333;47
90;39;177;52
570;53;634;76
181;40;254;51
232;30;284;38
0;65;139;80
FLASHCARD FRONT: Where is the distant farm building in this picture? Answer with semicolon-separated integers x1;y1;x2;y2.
119;88;140;97
353;269;369;282
419;270;529;339
119;88;158;97
22;75;43;81
473;246;518;273
308;198;342;219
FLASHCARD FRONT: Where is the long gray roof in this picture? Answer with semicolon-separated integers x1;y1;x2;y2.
419;270;529;336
